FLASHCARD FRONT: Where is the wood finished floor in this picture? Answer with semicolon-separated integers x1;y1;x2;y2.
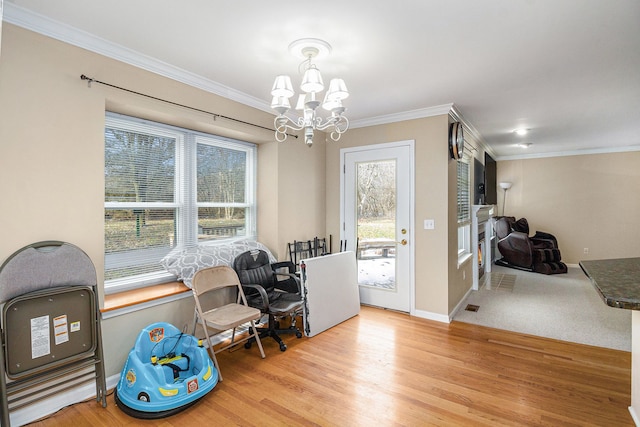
28;306;632;426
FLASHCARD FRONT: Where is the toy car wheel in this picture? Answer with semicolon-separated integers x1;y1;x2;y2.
138;392;150;402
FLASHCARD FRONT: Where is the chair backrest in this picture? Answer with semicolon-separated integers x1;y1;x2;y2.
233;250;275;290
494;217;513;240
0;241;96;304
192;266;244;305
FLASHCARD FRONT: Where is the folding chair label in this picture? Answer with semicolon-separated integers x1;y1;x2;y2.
30;315;50;359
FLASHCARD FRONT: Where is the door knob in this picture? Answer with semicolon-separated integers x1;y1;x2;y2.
397;239;407;246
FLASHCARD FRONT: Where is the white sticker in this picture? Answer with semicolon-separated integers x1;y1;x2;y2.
54;315;69;345
31;315;50;359
70;321;81;333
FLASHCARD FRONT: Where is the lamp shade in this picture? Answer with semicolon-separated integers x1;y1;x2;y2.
325;78;349;100
499;181;513;190
271;75;294;98
300;66;324;93
271;96;291;115
322;94;343;112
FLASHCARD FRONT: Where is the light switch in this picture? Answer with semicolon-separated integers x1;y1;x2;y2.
424;219;435;229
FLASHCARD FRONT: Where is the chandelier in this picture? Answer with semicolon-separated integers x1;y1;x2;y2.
270;38;349;147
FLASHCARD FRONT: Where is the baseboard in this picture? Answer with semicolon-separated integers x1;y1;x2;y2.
629;406;640;426
9;374;120;426
412;308;450;324
448;287;475;322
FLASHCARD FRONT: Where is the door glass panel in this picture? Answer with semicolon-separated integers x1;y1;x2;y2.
356;160;396;290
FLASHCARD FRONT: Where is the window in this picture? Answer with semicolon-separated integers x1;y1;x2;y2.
104;113;256;292
457;156;471;261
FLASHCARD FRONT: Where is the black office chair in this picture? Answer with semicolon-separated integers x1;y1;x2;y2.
233;250;304;352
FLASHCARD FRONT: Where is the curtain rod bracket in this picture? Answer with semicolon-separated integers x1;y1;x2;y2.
80;74;93;88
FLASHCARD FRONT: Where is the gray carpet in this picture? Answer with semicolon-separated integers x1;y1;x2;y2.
453;264;631;351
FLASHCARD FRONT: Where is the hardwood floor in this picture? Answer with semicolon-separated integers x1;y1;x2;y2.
28;306;632;426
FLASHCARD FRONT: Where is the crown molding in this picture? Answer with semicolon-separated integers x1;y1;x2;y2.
495;144;640;161
350;104;453;128
448;104;497;160
3;3;273;115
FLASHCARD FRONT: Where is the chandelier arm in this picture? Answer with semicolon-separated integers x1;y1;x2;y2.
315;115;349;132
275;115;304;132
274;115;306;142
314;117;338;131
275;131;288;142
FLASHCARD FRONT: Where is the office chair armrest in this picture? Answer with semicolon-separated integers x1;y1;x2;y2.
241;283;270;311
271;261;296;274
274;274;302;294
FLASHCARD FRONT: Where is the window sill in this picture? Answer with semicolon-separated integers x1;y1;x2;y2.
101;281;191;319
458;252;472;268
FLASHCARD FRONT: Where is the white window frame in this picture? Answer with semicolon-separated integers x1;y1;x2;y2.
104;113;257;294
457;155;472;264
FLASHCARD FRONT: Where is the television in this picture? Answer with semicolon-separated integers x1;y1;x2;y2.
473;157;485;205
484;153;497;205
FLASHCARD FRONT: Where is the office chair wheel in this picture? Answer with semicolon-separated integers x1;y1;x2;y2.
244;342;252;349
279;342;287;352
296;331;302;338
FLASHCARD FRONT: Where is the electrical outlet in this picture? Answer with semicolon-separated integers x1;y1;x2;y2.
424;219;435;229
584;248;589;254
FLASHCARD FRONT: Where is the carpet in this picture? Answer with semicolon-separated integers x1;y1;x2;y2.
453;264;631;351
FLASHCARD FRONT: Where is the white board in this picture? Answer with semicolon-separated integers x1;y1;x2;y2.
300;251;360;337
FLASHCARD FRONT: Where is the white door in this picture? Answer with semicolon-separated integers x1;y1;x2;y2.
342;141;413;312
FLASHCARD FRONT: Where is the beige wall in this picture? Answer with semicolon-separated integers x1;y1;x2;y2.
325;115;466;317
0;24;324;376
258;135;326;260
497;152;640;264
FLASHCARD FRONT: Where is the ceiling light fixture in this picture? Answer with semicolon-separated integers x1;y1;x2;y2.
514;128;529;136
517;142;532;148
270;38;349;147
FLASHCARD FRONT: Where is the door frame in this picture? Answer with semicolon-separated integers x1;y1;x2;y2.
340;140;415;315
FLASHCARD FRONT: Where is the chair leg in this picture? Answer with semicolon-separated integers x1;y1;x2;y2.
250;320;266;358
200;322;223;382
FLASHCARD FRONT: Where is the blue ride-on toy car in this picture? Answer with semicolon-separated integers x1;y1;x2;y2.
114;322;218;419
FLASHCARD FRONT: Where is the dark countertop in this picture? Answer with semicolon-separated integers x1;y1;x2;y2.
580;258;640;310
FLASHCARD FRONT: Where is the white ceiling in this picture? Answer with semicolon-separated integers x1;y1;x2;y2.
4;0;640;159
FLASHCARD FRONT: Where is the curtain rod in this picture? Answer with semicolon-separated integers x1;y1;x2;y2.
79;74;297;139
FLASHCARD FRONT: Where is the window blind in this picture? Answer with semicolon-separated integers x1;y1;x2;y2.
104;113;256;291
457;159;470;224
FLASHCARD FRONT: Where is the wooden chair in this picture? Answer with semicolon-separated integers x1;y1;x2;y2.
192;266;265;381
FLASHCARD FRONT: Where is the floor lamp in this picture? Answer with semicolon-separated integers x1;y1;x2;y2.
499;182;512;216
